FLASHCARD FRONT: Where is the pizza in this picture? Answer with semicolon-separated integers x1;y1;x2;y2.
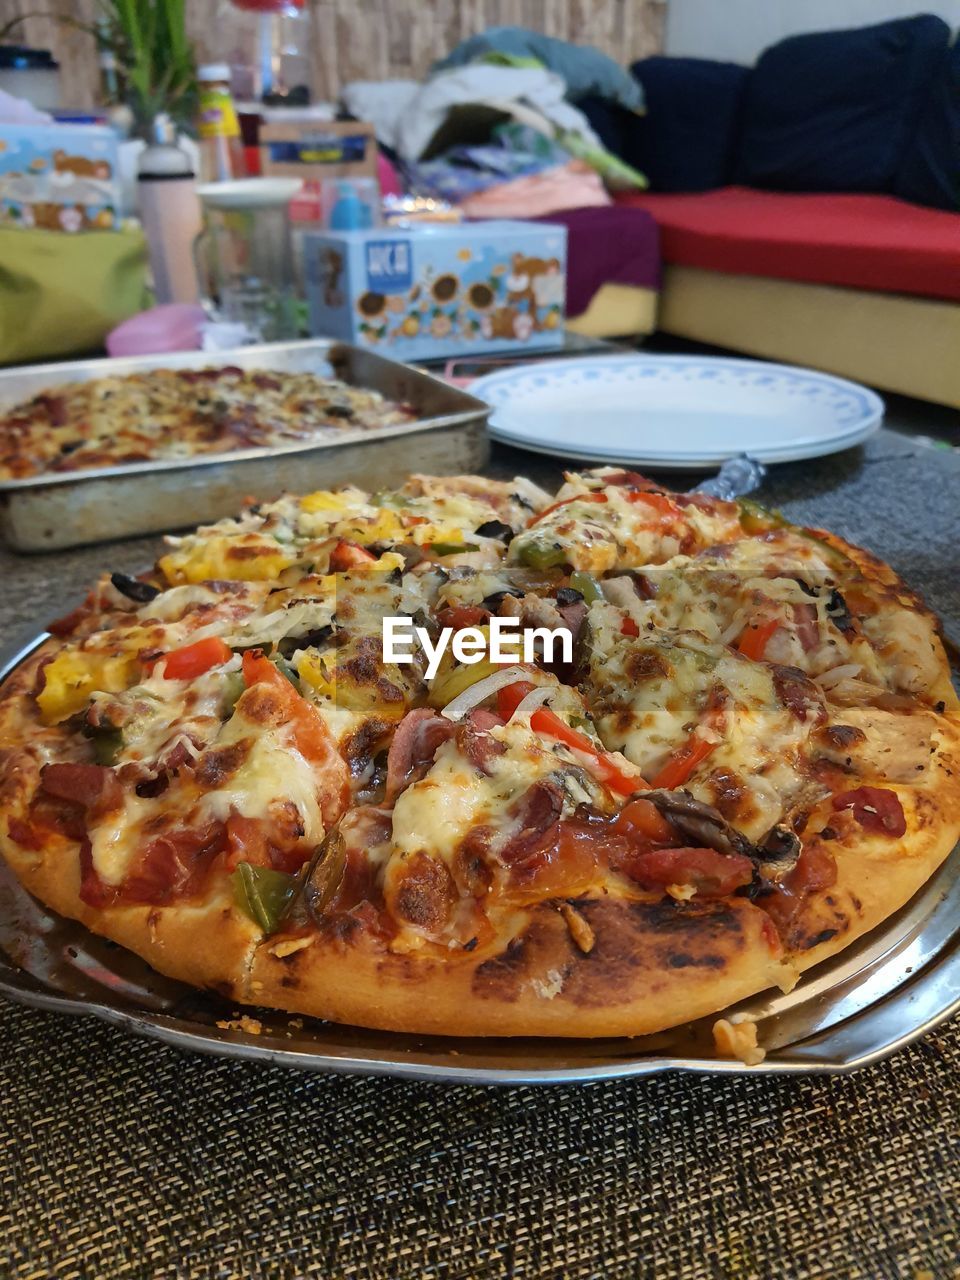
0;467;957;1043
0;366;416;480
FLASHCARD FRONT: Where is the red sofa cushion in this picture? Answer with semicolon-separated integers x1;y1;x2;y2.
616;186;960;302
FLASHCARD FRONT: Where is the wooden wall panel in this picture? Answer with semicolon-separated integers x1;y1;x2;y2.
0;0;664;109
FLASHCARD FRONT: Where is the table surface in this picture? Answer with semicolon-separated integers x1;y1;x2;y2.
2;428;959;1280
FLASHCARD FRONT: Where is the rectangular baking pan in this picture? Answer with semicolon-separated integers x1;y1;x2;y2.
0;340;490;552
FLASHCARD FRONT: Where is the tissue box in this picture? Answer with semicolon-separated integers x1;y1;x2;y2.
0;123;121;231
304;220;566;360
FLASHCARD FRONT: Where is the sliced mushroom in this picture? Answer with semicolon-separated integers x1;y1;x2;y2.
643;789;802;881
643;789;754;858
303;826;347;925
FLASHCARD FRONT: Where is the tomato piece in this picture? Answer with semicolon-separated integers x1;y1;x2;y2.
621;616;640;638
832;787;906;837
620;846;753;897
329;539;378;571
527;492;607;527
160;636;233;681
737;618;779;661
613;797;675;845
434;605;492;631
497;681;646;796
649;734;717;790
225;813;270;869
760;843;838;935
241;650;349;824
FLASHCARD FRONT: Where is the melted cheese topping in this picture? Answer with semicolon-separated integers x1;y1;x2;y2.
197;728;324;846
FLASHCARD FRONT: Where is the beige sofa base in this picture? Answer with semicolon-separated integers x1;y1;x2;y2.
567;283;658;339
657;266;960;409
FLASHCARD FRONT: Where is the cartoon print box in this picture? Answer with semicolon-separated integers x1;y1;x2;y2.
0;124;121;232
304;221;567;359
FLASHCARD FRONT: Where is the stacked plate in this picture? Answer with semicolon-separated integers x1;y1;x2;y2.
471;355;884;469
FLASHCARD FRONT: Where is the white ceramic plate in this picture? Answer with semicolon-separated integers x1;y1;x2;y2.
472;355;884;469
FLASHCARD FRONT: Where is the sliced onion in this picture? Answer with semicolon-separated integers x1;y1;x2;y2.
508;685;553;724
440;664;530;722
815;663;862;689
719;610;747;646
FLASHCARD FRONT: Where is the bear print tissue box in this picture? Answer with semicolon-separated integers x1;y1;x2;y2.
304;221;567;360
0;123;121;232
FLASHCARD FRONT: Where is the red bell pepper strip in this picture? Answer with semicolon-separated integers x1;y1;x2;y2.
159;636;233;681
737;618;780;661
527;492;607;528
649;734;717;790
626;490;682;518
329;539;378;571
498;681;646;796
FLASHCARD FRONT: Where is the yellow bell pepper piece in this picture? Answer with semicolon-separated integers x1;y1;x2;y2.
37;650;139;724
332;510;403;544
297;651;335;700
159;536;295;585
298;651;408;720
299;490;353;514
427;657;500;710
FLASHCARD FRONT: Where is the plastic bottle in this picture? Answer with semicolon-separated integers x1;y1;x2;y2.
137;114;203;304
329;180;374;230
227;0;314;105
197;63;246;183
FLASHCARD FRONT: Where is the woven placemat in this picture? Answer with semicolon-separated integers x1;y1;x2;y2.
2;1000;957;1279
2;429;959;1279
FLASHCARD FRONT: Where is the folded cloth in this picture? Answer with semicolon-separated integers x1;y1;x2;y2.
406;123;572;202
340;80;421;154
459;162;610;219
344;65;601;163
529;205;660;317
433;25;645;113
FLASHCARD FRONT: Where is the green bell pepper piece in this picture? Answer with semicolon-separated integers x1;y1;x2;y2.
91;728;123;766
232;862;298;934
515;539;568;570
568;570;603;603
428;541;480;556
220;670;246;717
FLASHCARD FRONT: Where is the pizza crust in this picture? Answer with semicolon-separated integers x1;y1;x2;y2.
244;894;795;1038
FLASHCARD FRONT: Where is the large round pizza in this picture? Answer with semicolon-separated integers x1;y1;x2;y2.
1;468;957;1044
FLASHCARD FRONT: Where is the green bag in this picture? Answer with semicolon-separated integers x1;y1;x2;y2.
0;225;149;365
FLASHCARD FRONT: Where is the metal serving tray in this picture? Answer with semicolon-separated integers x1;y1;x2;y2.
0;340;489;552
1;624;958;1083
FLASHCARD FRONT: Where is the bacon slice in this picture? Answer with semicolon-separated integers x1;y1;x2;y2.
384;708;456;802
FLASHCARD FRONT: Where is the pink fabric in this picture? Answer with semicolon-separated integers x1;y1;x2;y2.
460;162;610;219
377;151;403;199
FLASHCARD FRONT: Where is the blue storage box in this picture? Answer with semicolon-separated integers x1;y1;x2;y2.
304;220;567;360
